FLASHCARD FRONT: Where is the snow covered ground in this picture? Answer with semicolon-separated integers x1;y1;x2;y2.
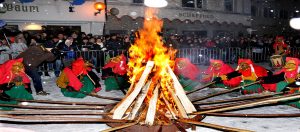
1;64;300;132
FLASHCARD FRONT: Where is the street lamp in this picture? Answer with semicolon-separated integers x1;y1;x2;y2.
290;18;300;30
94;2;106;16
144;0;168;8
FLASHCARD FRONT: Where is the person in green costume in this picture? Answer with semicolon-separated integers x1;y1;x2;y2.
102;54;129;94
261;57;300;108
174;58;201;91
215;59;269;94
56;57;101;98
0;58;33;110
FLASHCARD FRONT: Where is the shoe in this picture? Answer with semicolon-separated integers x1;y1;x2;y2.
37;91;50;96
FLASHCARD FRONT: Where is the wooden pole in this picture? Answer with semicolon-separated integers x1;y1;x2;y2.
192;81;260;102
192;93;300;115
206;112;300;118
0;103;103;110
200;100;255;110
101;122;138;132
186;81;215;95
14;98;116;106
79;91;122;101
0;110;111;115
194;92;283;105
178;119;253;132
0;115;127;123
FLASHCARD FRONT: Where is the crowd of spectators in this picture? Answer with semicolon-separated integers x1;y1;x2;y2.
1;29;300;75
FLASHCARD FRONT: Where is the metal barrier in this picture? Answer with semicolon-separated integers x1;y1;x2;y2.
39;47;300;72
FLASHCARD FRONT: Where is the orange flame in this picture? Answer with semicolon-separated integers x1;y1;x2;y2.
128;8;177;121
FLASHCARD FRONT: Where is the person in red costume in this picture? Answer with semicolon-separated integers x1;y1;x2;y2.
56;57;101;98
216;59;270;94
273;36;289;56
202;59;241;88
0;58;33;110
102;54;129;94
262;57;299;92
174;58;201;91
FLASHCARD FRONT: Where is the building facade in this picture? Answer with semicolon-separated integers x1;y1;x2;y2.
105;0;252;38
0;0;105;35
250;0;300;36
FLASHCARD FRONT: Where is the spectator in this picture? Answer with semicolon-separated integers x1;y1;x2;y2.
10;33;28;58
0;39;12;64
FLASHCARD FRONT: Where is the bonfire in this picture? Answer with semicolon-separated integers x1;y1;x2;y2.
110;8;196;125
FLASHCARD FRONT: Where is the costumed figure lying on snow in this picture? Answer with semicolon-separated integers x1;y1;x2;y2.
261;57;300;108
202;59;241;89
56;57;101;98
215;59;270;94
0;58;33;110
102;54;129;94
174;58;201;91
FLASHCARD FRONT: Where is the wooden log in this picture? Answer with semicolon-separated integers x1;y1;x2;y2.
206;112;300;118
0;110;111;115
186;81;215;95
167;84;188;118
145;85;159;125
192;81;260;102
178;119;253;132
193;92;300;115
14;98;116;106
0;114;127;123
113;61;154;119
0;103;103;110
128;81;152;120
167;65;196;114
161;94;178;119
194;92;283;105
101;122;138;132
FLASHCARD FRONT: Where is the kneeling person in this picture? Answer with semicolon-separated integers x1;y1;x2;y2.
0;58;33;110
56;57;101;98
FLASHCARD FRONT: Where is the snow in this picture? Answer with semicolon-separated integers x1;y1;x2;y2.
1;65;300;132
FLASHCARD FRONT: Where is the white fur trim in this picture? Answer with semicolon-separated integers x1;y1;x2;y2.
236;65;239;71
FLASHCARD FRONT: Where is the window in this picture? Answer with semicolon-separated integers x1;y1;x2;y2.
133;0;143;3
263;8;268;18
251;6;257;17
182;0;195;8
224;0;233;12
196;0;203;8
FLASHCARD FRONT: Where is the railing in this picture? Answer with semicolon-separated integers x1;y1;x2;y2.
39;47;300;72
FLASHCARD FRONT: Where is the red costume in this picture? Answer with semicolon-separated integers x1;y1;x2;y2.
0;58;30;86
273;36;289;55
103;54;127;75
174;58;200;80
263;57;299;92
203;59;240;87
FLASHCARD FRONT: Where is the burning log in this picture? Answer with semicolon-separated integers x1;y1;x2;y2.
112;61;154;119
145;85;159;125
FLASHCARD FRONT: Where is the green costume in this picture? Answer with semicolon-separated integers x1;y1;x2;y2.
0;85;33;110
